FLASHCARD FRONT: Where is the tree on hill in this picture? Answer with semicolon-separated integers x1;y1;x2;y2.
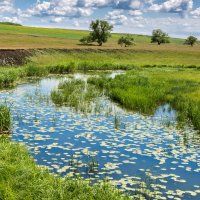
79;20;113;46
118;35;135;47
184;36;198;47
151;29;170;45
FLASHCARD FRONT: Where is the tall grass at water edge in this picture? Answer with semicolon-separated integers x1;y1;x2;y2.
0;105;11;133
88;68;200;131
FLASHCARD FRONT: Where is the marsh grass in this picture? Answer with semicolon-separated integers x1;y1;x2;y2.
51;79;102;113
25;65;48;77
0;136;130;200
48;62;76;74
1;48;200;89
88;68;200;130
0;69;18;88
0;105;11;133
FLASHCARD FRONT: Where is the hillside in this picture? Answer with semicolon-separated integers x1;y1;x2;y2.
0;24;191;50
0;24;200;67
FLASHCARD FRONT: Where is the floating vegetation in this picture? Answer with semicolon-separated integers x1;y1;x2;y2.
0;74;200;199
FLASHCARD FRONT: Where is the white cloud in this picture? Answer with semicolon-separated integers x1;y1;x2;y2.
0;16;21;24
191;7;200;18
50;17;64;23
0;0;15;13
73;20;80;27
149;0;193;17
105;10;127;25
129;9;143;16
26;0;93;18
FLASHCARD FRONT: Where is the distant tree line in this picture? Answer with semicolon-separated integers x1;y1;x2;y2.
0;22;22;26
80;19;199;47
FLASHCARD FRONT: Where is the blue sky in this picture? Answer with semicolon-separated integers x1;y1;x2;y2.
1;0;200;38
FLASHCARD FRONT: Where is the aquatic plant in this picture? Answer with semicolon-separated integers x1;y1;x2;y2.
25;65;48;77
48;62;75;74
51;79;102;113
89;68;200;130
0;105;11;133
0;70;18;88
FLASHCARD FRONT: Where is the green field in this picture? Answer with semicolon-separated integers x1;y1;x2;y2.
1;23;199;67
0;23;196;49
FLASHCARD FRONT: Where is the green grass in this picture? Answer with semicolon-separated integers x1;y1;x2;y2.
0;24;184;43
51;79;102;113
0;23;194;49
0;24;199;68
0;105;11;133
0;136;130;200
88;68;200;130
0;24;89;40
30;49;200;69
0;51;200;131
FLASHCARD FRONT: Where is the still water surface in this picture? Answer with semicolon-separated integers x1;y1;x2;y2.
0;73;200;199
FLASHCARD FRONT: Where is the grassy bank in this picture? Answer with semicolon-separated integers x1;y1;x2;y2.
88;68;200;130
30;49;200;68
0;137;130;200
1;48;199;87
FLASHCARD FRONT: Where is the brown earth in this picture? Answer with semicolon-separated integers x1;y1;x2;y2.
0;49;33;66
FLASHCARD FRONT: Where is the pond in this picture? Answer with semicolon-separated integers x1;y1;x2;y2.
0;73;200;199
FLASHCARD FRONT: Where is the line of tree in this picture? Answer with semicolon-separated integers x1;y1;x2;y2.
80;19;199;47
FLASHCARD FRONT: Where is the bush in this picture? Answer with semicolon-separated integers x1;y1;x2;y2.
118;35;135;47
79;36;93;45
